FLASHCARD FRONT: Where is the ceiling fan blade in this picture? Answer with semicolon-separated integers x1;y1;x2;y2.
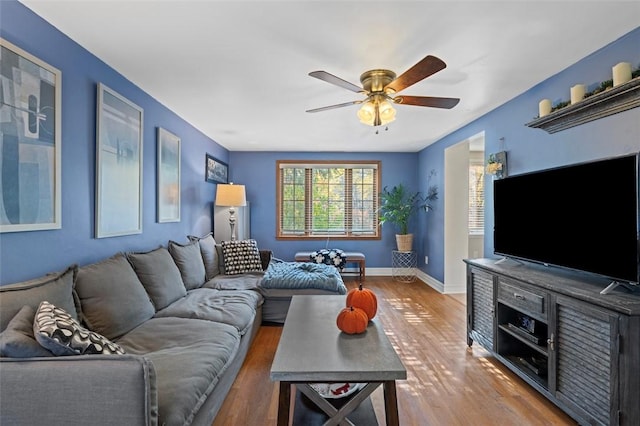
394;95;460;109
309;71;363;93
385;55;447;93
306;100;362;113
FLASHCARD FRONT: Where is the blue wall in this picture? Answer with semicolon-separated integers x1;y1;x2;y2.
417;27;640;283
230;151;419;267
0;1;228;284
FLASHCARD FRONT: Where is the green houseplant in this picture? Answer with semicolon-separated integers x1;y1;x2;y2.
379;181;438;251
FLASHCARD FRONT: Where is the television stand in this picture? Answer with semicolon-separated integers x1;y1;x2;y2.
465;258;640;425
600;280;640;295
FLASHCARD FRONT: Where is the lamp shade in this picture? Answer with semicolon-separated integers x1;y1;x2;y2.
215;183;246;207
357;95;396;127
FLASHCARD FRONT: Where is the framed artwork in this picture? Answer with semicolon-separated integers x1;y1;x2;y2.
95;83;143;238
157;127;181;223
206;153;228;184
0;38;62;233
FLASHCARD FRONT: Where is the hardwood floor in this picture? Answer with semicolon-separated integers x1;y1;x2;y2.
213;276;576;426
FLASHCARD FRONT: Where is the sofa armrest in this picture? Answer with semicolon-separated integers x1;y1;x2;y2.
0;354;157;426
260;250;273;270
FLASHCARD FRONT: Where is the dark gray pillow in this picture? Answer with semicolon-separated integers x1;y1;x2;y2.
168;240;206;290
221;239;263;275
187;233;220;280
215;244;226;275
34;301;125;356
127;247;187;310
75;253;156;340
0;265;79;332
0;306;54;358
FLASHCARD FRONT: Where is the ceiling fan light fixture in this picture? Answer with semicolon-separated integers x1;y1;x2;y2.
357;95;396;127
378;99;396;125
357;101;376;125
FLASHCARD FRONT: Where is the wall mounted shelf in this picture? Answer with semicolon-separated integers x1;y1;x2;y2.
525;78;640;133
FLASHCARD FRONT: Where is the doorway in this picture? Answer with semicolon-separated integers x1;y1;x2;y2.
443;131;485;293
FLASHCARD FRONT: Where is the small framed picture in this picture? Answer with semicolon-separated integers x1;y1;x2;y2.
206;154;228;184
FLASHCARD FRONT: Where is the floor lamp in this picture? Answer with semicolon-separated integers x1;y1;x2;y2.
215;183;247;241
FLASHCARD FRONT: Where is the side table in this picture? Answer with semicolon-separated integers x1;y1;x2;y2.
392;250;416;282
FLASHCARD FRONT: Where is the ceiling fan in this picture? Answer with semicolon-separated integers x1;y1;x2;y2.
306;55;460;127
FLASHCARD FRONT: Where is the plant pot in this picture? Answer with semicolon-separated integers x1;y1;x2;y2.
395;234;413;251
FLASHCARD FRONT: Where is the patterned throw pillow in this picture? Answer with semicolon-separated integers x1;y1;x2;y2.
221;239;263;275
33;301;125;356
310;249;347;270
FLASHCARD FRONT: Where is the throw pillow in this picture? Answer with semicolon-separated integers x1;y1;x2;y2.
221;239;263;275
33;301;125;356
75;253;156;340
0;265;79;332
126;247;187;310
168;240;207;290
187;233;220;280
0;306;54;358
215;244;226;274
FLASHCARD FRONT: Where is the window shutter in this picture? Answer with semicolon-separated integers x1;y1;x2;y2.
469;163;485;235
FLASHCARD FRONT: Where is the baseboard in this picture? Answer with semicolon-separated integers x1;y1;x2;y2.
415;270;445;293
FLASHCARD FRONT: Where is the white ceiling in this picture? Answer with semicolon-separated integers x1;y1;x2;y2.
19;1;640;152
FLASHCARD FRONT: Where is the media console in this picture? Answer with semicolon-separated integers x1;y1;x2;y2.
465;258;640;425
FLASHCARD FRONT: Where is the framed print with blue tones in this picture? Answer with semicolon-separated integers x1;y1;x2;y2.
95;83;144;238
0;38;62;233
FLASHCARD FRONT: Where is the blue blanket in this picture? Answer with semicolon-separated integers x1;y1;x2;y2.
260;261;347;293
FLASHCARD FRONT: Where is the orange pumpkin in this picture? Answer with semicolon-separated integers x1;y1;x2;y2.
346;283;377;320
336;306;368;334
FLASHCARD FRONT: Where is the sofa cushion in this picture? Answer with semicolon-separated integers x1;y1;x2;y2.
75;253;156;340
0;306;54;358
116;317;240;426
154;288;262;335
221;239;263;275
127;247;187;310
34;301;125;356
204;273;263;291
0;265;78;332
168;240;206;290
188;233;220;280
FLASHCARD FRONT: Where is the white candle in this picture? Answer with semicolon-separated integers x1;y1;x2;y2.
612;62;632;86
539;99;551;117
570;84;585;104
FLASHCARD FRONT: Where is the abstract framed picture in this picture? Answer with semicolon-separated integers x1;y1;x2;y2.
157;127;180;223
95;83;143;238
0;38;62;233
206;153;228;184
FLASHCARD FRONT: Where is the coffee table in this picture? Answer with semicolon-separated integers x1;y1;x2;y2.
270;295;407;426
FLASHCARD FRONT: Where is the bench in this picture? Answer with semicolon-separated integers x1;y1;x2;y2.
295;251;366;281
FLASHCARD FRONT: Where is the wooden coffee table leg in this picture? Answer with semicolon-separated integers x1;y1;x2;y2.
383;380;399;426
277;381;291;426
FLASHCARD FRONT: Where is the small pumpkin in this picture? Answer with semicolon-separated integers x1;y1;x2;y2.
336;306;368;334
346;283;377;320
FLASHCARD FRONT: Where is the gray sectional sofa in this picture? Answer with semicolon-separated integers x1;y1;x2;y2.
0;234;269;426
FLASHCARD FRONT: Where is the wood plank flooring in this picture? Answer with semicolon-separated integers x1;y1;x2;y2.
213;276;576;426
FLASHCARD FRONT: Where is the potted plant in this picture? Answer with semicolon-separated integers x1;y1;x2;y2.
378;180;438;251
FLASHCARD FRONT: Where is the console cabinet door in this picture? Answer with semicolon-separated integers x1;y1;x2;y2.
467;267;495;350
551;295;620;426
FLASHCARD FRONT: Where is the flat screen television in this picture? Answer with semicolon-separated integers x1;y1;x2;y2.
493;153;639;288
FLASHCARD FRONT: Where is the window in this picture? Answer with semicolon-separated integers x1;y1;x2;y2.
277;160;380;239
469;161;485;235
